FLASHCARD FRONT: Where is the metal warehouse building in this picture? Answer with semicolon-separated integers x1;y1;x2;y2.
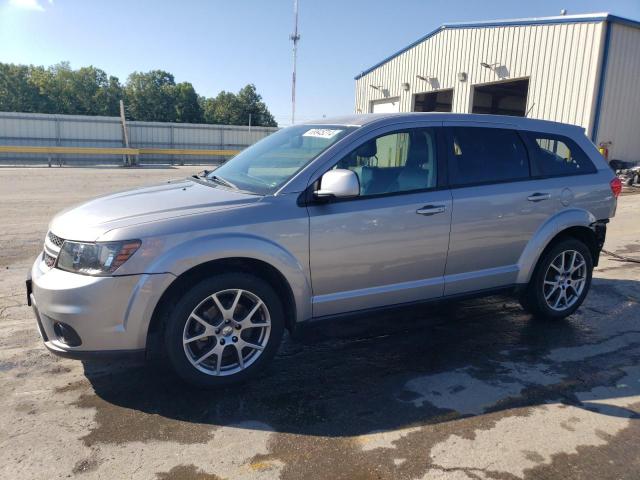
354;13;640;163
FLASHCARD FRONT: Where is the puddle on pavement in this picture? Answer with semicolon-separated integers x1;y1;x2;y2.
51;281;640;479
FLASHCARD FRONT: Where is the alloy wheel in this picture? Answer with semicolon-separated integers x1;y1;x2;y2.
182;289;271;376
542;249;587;312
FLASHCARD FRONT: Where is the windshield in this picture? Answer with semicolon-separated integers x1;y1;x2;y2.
206;124;354;194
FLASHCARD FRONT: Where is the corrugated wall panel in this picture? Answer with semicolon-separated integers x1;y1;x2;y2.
0;112;277;165
596;23;640;162
355;21;605;133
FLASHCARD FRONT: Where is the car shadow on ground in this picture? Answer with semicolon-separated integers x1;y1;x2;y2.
80;277;640;439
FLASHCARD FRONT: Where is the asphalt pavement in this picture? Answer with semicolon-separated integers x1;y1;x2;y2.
1;167;638;480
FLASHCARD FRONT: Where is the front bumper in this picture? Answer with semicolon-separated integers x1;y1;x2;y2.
29;255;175;358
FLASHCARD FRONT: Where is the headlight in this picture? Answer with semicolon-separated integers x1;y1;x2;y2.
56;240;141;276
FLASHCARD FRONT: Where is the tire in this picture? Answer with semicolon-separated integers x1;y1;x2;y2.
164;272;285;388
520;238;593;320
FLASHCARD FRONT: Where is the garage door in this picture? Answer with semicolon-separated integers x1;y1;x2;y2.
413;90;453;112
371;98;400;113
472;79;529;117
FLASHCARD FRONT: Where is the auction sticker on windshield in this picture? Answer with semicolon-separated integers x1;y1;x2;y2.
303;128;342;139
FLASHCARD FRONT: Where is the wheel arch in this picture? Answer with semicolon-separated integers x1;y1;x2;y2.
146;257;298;357
517;209;598;285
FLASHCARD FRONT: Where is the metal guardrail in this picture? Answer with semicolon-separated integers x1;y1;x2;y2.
137;148;240;156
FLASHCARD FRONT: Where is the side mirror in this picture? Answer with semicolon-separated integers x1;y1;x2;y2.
315;169;360;199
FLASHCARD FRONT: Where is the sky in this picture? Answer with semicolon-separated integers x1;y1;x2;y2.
1;0;639;126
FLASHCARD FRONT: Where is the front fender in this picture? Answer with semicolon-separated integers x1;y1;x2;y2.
143;233;312;323
516;208;596;284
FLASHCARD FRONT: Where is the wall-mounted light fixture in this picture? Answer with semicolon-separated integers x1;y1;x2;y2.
401;82;410;91
370;84;390;98
480;62;500;70
416;74;440;89
458;72;467;82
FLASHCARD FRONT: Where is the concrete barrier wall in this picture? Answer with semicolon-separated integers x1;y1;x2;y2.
0;112;278;165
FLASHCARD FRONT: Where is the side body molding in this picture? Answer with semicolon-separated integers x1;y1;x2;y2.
516;208;597;284
145;233;313;323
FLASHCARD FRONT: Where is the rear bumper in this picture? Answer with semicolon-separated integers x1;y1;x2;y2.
29;255;175;358
592;220;608;266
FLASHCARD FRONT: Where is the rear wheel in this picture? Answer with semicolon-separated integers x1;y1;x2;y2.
164;273;284;388
520;238;593;320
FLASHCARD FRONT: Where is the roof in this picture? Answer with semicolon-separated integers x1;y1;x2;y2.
296;114;372;127
354;12;640;80
302;112;585;133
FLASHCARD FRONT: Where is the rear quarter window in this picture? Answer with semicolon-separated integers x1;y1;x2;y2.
523;132;597;177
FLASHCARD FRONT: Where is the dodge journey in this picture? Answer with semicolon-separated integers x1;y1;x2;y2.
27;113;620;387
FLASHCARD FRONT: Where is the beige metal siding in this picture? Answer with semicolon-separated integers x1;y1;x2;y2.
595;23;640;162
355;22;605;133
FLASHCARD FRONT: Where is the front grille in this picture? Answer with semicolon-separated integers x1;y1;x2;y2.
43;231;65;269
48;231;64;248
43;252;56;268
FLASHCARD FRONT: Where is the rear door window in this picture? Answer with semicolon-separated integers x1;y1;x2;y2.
523;132;597;177
447;127;530;186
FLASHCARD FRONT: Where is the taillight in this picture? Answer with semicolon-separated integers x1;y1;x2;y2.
610;177;622;198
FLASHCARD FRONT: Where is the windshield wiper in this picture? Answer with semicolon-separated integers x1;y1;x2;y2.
189;172;259;195
191;169;211;180
209;175;239;190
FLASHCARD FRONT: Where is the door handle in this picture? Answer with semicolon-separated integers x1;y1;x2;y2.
416;205;446;216
527;193;551;202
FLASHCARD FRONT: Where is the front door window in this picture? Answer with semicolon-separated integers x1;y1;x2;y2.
335;128;438;196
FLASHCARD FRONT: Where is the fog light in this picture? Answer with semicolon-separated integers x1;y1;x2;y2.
53;322;82;347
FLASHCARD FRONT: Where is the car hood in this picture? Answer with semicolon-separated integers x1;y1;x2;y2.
49;178;261;241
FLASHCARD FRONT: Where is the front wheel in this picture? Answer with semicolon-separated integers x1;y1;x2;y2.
164;273;284;388
520;238;593;320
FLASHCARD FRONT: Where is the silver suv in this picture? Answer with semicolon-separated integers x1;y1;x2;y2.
27;113;620;387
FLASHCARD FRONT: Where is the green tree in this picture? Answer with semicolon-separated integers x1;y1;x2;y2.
124;70;177;122
35;62;81;114
57;65;112;115
0;63;277;126
0;63;49;112
93;75;124;117
235;84;277;127
202;90;240;125
174;82;202;123
17;62;123;116
201;84;276;127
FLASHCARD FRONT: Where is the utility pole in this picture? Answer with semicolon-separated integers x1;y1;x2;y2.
119;100;132;166
289;0;300;125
